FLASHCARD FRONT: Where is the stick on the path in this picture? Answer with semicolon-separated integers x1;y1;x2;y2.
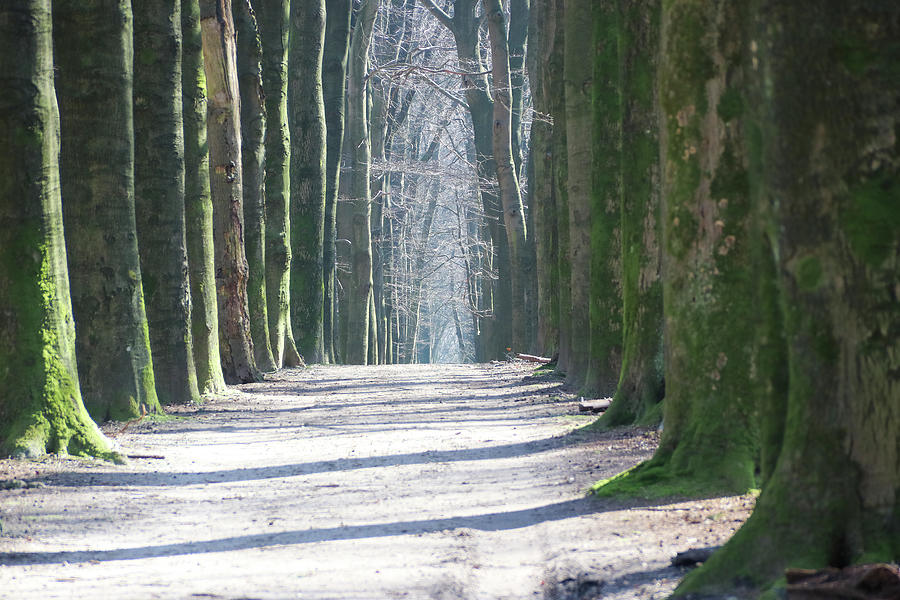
515;353;552;364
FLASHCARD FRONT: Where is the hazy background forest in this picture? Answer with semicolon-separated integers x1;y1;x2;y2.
0;0;897;597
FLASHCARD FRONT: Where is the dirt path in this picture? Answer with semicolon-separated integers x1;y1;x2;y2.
0;363;753;599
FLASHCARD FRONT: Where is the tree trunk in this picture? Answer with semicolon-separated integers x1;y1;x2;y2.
562;0;593;389
526;0;560;358
235;0;278;372
598;0;664;427
322;0;352;364
183;0;227;394
201;0;261;383
288;0;328;364
255;0;304;368
594;0;765;499
0;0;116;460
133;0;201;405
678;2;900;595
53;0;162;422
342;0;378;364
508;0;529;179
584;0;623;396
483;0;530;354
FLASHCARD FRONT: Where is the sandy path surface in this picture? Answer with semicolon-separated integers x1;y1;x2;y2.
0;363;752;599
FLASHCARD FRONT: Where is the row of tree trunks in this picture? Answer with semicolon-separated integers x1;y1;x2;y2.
289;0;328;365
183;0;228;395
53;0;162;422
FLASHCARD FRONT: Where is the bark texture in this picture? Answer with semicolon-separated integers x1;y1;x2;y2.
133;0;201;405
256;0;303;368
288;0;328;364
678;1;900;595
182;0;227;394
0;0;115;460
235;0;278;372
53;0;162;422
201;0;261;383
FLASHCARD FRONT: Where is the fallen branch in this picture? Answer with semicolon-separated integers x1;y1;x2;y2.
515;353;552;364
578;398;612;413
126;454;166;460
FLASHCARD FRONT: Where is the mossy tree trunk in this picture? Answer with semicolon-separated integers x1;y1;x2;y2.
585;0;622;397
677;2;900;595
594;0;765;498
598;0;664;427
0;0;116;460
255;0;304;368
525;0;559;357
288;0;328;364
322;0;352;364
133;0;201;406
182;0;227;395
201;0;261;383
235;0;278;372
53;0;162;422
341;0;378;364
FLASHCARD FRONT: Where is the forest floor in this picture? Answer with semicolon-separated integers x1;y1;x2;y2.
0;362;754;599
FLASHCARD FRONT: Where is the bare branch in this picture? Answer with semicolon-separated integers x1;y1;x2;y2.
418;0;454;31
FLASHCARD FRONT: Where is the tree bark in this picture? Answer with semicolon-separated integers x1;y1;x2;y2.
0;0;116;460
598;0;664;427
53;0;163;422
288;0;328;364
341;0;379;364
133;0;201;405
482;0;530;354
235;0;278;372
183;0;227;395
562;0;593;389
678;1;900;595
255;0;304;368
201;0;261;383
322;0;352;364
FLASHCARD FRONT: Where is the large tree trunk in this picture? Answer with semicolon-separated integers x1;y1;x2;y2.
597;0;664;427
526;0;560;358
584;0;622;396
482;0;530;354
255;0;304;368
594;0;768;499
341;0;378;364
0;0;115;460
288;0;328;364
562;0;593;389
201;0;261;383
183;0;227;395
133;0;201;405
53;0;162;422
678;2;900;595
322;0;352;364
235;0;278;372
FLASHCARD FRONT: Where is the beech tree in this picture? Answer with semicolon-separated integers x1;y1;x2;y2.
133;0;201;405
53;0;162;421
0;0;116;459
201;0;261;383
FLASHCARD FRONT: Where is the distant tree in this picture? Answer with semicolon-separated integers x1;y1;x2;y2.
182;0;227;394
53;0;162;421
200;0;261;383
0;0;116;459
133;0;201;405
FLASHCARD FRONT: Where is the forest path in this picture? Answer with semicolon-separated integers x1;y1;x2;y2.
0;362;751;599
